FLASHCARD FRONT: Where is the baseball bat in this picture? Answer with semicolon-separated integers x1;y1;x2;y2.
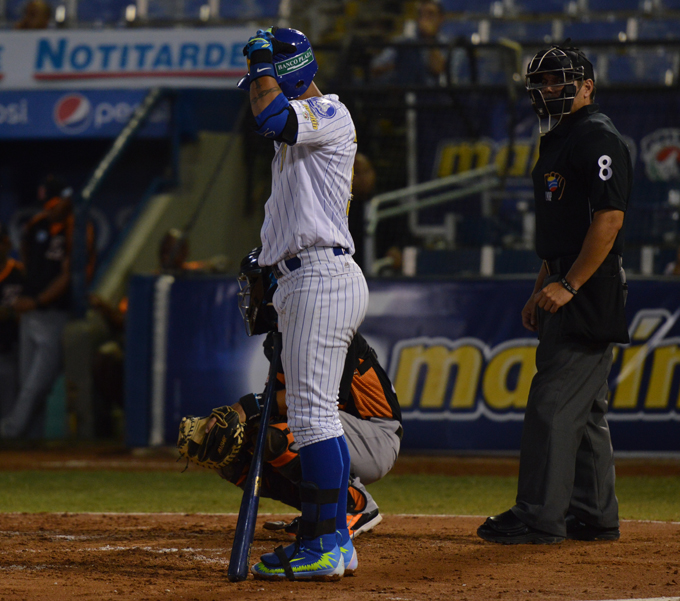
228;331;282;582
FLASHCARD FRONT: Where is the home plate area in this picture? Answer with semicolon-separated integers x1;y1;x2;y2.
0;513;678;600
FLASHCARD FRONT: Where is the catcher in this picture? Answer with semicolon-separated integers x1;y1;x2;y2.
177;247;402;540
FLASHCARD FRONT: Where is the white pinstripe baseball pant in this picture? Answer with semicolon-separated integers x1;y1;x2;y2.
272;247;369;448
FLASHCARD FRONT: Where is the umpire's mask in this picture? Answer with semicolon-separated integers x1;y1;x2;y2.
237;247;278;337
526;44;594;134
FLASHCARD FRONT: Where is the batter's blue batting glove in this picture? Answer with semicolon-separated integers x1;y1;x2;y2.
243;27;297;83
243;26;296;68
243;33;274;61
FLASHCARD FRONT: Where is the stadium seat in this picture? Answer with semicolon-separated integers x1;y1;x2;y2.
621;248;642;274
637;18;680;40
219;0;280;19
6;0;57;20
494;248;542;274
605;51;676;84
183;0;206;19
587;0;642;10
475;55;509;84
440;0;495;13
562;18;628;42
515;0;571;14
416;249;482;275
603;55;638;83
457;214;500;246
145;0;178;20
488;19;555;43
77;0;129;24
441;19;480;41
655;247;677;274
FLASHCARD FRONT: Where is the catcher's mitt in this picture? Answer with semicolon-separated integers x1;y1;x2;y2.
177;405;245;469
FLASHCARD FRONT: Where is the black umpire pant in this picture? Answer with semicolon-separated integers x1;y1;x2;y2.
511;274;620;538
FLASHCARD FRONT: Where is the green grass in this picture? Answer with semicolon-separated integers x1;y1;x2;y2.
0;471;678;521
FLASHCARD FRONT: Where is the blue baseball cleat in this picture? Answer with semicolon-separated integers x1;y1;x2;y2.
336;530;358;576
251;540;345;581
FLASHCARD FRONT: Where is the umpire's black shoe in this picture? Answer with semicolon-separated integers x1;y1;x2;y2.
477;510;565;545
565;514;620;541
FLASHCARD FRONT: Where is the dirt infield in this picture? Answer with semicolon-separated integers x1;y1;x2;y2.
1;447;679;600
0;512;679;601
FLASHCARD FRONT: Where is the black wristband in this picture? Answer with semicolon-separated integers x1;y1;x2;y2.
249;48;274;66
560;277;578;296
239;393;262;421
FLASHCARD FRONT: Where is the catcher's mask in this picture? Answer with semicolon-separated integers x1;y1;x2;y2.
526;44;594;134
237;27;318;100
237;247;278;337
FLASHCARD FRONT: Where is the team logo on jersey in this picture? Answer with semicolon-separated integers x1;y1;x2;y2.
543;172;565;201
641;128;680;182
301;103;319;130
306;97;336;119
53;93;93;134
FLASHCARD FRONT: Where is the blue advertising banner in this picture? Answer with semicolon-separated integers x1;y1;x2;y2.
0;89;169;138
125;274;680;452
0;28;249;90
363;279;680;453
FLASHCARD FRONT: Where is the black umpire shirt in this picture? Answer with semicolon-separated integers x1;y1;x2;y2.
532;104;632;261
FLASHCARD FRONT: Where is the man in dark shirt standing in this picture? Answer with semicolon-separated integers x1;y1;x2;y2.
0;222;24;422
477;45;631;544
1;177;94;439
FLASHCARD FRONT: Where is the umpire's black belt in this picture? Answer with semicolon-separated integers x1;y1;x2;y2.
545;253;622;277
272;247;348;279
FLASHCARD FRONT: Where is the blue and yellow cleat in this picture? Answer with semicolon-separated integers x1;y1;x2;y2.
336;531;358;576
251;541;345;581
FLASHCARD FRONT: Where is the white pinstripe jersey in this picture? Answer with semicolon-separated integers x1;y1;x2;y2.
259;94;357;267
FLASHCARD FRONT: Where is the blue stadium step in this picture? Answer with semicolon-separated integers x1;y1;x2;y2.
562;19;629;42
515;0;572;13
77;0;129;23
441;0;496;13
587;0;642;10
638;18;680;40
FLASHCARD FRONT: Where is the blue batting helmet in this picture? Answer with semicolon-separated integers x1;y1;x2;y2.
237;28;318;100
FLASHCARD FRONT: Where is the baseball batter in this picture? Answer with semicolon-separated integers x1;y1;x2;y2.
229;247;400;539
238;27;369;580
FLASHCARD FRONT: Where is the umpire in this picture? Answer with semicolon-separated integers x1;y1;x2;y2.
478;44;632;544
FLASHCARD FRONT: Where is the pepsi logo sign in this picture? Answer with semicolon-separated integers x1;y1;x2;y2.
53;93;93;134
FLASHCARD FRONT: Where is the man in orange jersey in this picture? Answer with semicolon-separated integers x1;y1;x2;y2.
0;222;24;422
1;177;95;439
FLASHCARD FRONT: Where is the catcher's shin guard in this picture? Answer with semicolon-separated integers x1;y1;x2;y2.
347;480;368;514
